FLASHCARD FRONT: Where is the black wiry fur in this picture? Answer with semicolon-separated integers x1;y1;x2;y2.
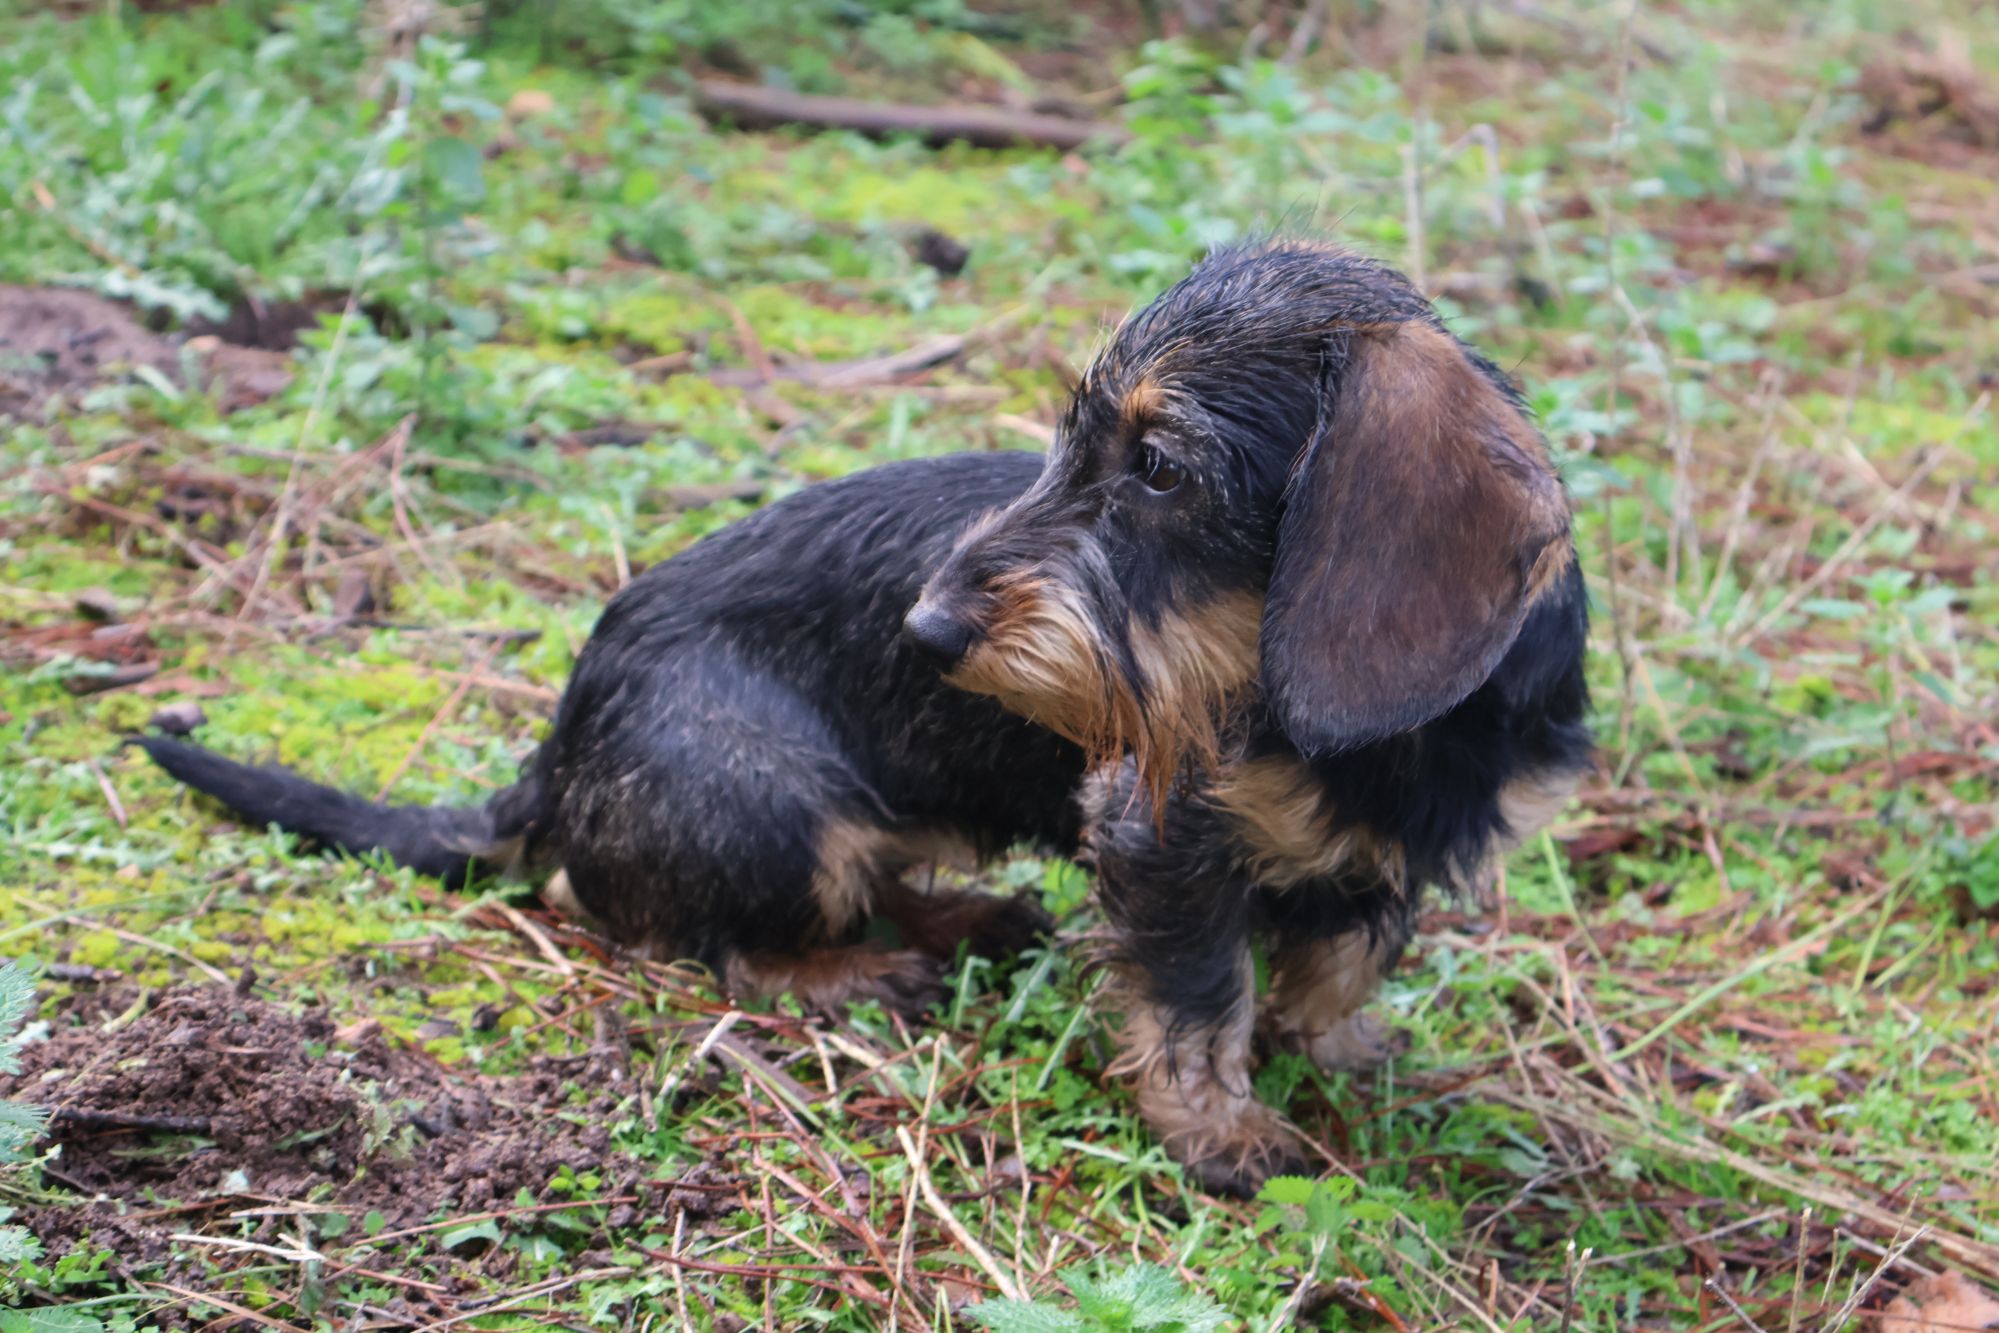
909;236;1592;1194
135;735;521;884
142;452;1085;988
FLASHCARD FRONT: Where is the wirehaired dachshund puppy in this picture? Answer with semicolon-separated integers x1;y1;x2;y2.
904;237;1591;1192
140;236;1588;1195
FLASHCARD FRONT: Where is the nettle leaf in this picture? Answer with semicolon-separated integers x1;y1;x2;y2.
1304;1186;1347;1234
1256;1175;1316;1206
963;1299;1087;1333
0;1309;106;1333
969;1265;1230;1332
1061;1269;1121;1322
1121;1269;1230;1331
423;135;486;206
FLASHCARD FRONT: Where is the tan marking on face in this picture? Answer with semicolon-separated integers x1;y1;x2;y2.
947;572;1144;767
811;819;981;937
1264;933;1403;1073
1101;962;1301;1186
1208;756;1403;890
1120;376;1166;432
952;584;1262;813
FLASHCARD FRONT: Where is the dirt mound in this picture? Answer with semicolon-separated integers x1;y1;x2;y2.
3;984;652;1271
1858;37;1999;150
0;285;179;411
0;285;300;416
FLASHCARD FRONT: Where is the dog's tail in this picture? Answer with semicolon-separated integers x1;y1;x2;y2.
133;736;546;886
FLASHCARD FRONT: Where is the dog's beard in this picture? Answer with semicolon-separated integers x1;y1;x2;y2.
948;570;1140;766
951;563;1263;814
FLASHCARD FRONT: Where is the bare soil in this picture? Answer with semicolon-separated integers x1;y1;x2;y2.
0;285;179;412
0;285;299;417
3;983;654;1279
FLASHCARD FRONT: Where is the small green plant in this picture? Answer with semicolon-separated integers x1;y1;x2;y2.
0;958;49;1267
967;1262;1231;1333
1942;832;1999;915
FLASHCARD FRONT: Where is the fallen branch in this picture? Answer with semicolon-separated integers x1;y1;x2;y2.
895;1124;1026;1302
693;80;1127;152
708;306;1032;393
50;1107;214;1137
709;332;972;390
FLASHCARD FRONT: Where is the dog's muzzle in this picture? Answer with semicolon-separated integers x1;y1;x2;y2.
902;601;972;670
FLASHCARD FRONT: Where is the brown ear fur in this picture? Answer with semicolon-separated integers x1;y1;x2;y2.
1261;321;1570;755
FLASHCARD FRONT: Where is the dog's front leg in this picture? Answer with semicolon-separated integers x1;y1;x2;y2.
1265;928;1411;1073
1086;770;1310;1197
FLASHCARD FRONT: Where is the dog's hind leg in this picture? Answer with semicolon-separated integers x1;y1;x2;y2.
723;943;948;1020
550;657;950;1019
1086;766;1310;1197
872;872;1054;963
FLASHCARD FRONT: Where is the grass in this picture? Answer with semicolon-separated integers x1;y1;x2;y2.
2;0;1997;1328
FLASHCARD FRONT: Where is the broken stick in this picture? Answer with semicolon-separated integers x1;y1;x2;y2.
693;80;1128;152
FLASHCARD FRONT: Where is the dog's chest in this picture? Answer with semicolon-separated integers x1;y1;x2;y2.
1205;755;1399;890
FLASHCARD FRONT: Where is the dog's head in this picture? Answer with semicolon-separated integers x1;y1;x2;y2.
905;238;1572;803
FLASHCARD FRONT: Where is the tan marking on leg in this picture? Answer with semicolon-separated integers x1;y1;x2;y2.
1265;933;1405;1074
1209;756;1402;890
538;868;598;928
1495;769;1581;852
811;821;982;938
811;819;896;938
1102;962;1305;1196
725;943;945;1019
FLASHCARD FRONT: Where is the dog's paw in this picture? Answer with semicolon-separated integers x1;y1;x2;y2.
963;895;1055;959
1176;1122;1313;1199
1295;1012;1409;1073
846;948;950;1021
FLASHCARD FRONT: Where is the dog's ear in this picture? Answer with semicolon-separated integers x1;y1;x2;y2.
1262;320;1571;755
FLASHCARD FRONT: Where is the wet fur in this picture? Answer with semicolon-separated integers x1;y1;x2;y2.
139;452;1084;1015
912;236;1593;1194
142;236;1592;1193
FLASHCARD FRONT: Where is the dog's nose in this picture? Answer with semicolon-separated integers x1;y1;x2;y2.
903;602;972;669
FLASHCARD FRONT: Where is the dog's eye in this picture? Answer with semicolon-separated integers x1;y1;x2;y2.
1136;445;1185;494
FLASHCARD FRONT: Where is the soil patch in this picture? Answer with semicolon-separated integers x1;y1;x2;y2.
3;984;656;1283
0;285;301;416
0;285;179;412
185;292;352;351
1859;42;1999;150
